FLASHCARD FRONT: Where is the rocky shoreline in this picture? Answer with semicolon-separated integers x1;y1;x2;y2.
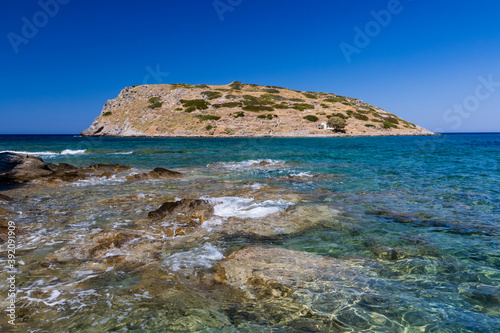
0;152;363;331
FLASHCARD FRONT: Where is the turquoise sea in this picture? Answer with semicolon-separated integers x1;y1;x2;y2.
0;134;499;332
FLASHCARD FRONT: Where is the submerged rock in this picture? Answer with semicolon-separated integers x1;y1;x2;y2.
0;193;13;201
218;204;340;238
0;217;24;244
148;199;214;222
215;246;371;330
126;167;184;181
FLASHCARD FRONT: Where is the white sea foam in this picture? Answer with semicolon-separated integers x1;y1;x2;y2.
72;175;127;187
289;172;314;177
208;159;284;170
114;151;134;155
162;243;224;271
206;196;293;219
1;149;86;158
60;149;87;155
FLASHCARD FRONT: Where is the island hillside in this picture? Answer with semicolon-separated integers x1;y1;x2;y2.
81;82;434;137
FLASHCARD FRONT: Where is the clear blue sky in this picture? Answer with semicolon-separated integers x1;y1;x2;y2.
1;0;499;134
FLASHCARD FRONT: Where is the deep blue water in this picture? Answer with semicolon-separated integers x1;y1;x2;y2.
0;134;499;332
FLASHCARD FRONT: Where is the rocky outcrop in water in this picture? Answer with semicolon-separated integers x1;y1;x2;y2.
126;167;184;181
81;82;435;137
148;199;214;222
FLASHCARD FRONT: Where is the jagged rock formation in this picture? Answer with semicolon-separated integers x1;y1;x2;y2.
81;82;434;137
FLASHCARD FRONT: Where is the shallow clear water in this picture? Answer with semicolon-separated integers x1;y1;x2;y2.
0;134;499;332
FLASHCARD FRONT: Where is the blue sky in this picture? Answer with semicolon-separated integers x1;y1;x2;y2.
1;0;499;134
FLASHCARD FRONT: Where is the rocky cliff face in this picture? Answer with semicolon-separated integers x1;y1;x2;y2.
81;82;434;137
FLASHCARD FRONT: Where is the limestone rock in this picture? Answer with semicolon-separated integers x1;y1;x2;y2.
148;199;214;223
127;167;184;182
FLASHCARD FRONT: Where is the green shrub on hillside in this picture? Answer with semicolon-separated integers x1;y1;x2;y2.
293;103;315;111
199;115;221;121
170;83;194;89
221;102;242;108
102;111;112;116
204;124;213;131
382;122;398;129
302;92;318;99
303;115;319;122
365;124;375;128
234;111;245;118
242;105;274;112
195;84;210;89
180;99;210;110
324;97;345;103
225;128;236;135
148;97;161;104
273;102;289;109
225;94;238;99
320;104;330;108
385;117;399;124
353;113;369;121
149;102;163;109
184;106;196;113
229;81;244;90
201;91;222;100
262;88;280;94
175;108;183;111
289;98;304;102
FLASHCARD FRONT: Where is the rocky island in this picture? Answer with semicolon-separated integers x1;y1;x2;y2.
82;82;434;137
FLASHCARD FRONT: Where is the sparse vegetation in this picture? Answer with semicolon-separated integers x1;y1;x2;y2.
329;112;349;119
289;98;304;102
293;103;315;111
147;97;163;109
180;99;210;110
234;111;245;118
199;115;221;121
149;102;163;109
184;106;196;113
229;81;245;90
175;108;183;111
385;117;399;124
243;105;274;112
257;114;275;120
221;102;242;108
225;128;236;135
365;124;375;128
382;122;398;129
302;92;318;99
204;124;213;131
320;104;330;108
324;97;345;103
262;88;280;94
353;113;369;121
170;83;195;89
201;91;222;100
327;117;347;132
303;115;319;122
273;102;289;109
195;84;210;89
102;111;112;116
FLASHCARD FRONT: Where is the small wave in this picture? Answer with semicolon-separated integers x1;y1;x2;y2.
1;149;86;157
205;196;293;219
113;151;134;155
162;243;224;271
61;149;87;155
289;172;314;178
